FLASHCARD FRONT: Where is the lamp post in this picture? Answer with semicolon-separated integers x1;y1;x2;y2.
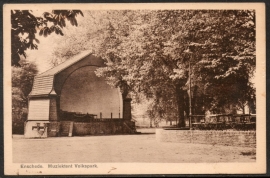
185;47;193;130
184;47;193;129
189;59;192;130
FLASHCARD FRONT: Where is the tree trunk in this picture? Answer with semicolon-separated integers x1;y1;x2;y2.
192;85;198;114
176;87;186;128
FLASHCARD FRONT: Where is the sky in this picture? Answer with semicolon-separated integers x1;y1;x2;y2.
25;10;58;74
26;35;57;74
25;10;84;74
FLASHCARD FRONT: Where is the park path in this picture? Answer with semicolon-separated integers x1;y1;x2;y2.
13;128;255;163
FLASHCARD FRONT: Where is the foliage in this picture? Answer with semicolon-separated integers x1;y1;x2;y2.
50;10;256;126
11;10;83;66
189;10;256;113
12;59;38;119
48;11;122;66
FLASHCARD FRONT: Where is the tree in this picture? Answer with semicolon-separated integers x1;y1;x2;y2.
188;10;256;114
49;10;256;126
11;10;83;66
12;59;38;120
90;10;191;127
96;10;256;124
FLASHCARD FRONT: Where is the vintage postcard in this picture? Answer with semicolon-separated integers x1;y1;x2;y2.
4;3;266;175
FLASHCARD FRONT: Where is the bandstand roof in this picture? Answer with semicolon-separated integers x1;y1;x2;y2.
29;50;93;96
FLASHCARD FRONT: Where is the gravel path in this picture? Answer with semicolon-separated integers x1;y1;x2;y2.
13;128;255;163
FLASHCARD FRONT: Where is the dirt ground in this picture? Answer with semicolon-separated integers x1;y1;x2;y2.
13;128;256;163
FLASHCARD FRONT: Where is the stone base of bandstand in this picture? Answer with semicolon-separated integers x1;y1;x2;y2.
24;120;136;138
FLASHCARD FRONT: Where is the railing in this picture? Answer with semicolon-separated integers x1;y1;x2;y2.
190;114;256;130
59;110;122;122
60;118;125;122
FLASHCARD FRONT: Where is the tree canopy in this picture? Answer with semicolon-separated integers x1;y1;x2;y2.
11;10;83;66
12;59;38;119
48;10;256;126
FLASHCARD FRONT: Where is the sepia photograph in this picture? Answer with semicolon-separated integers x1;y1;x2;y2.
3;3;266;175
